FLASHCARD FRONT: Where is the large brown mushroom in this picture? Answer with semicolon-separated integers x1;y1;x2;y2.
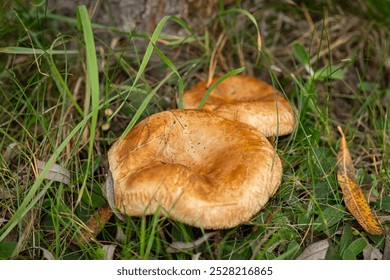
183;75;296;137
107;109;282;229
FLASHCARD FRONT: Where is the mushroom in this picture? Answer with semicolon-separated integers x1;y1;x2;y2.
107;109;282;229
183;75;296;137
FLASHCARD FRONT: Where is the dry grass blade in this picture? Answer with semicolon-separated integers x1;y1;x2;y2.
336;126;384;235
166;232;217;253
207;33;227;87
296;239;329;260
379;216;390;223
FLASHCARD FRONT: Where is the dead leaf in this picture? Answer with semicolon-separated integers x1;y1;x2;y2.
336;126;384;235
3;142;20;165
363;243;382;260
40;247;55;260
115;226;125;243
166;232;217;253
0;218;7;226
36;160;71;185
383;237;390;260
0;187;13;200
32;247;55;260
296;239;329;260
103;244;117;260
192;252;202;260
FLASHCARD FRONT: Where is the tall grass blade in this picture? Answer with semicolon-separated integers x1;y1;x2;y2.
0;46;78;55
48;37;84;116
197;67;245;109
76;5;100;203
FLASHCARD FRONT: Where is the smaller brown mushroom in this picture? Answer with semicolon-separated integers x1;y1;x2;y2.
183;75;296;137
107;109;282;229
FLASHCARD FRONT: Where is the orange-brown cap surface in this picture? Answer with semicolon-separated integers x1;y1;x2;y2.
183;75;296;137
107;109;282;229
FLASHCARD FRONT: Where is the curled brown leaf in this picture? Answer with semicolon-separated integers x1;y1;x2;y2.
78;205;113;243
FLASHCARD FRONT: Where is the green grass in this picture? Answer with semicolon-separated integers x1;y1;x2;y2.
0;1;389;260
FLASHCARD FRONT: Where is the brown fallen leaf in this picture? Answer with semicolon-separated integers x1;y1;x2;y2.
336;126;384;235
78;205;113;243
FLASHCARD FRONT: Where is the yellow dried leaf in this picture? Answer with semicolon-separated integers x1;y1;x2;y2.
336;126;384;235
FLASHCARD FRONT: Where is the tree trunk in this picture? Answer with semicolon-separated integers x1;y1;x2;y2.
47;0;227;35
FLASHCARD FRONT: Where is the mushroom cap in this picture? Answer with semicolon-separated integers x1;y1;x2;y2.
107;109;282;229
183;75;296;137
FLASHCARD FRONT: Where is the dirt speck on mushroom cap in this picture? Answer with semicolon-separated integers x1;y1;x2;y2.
108;109;282;229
